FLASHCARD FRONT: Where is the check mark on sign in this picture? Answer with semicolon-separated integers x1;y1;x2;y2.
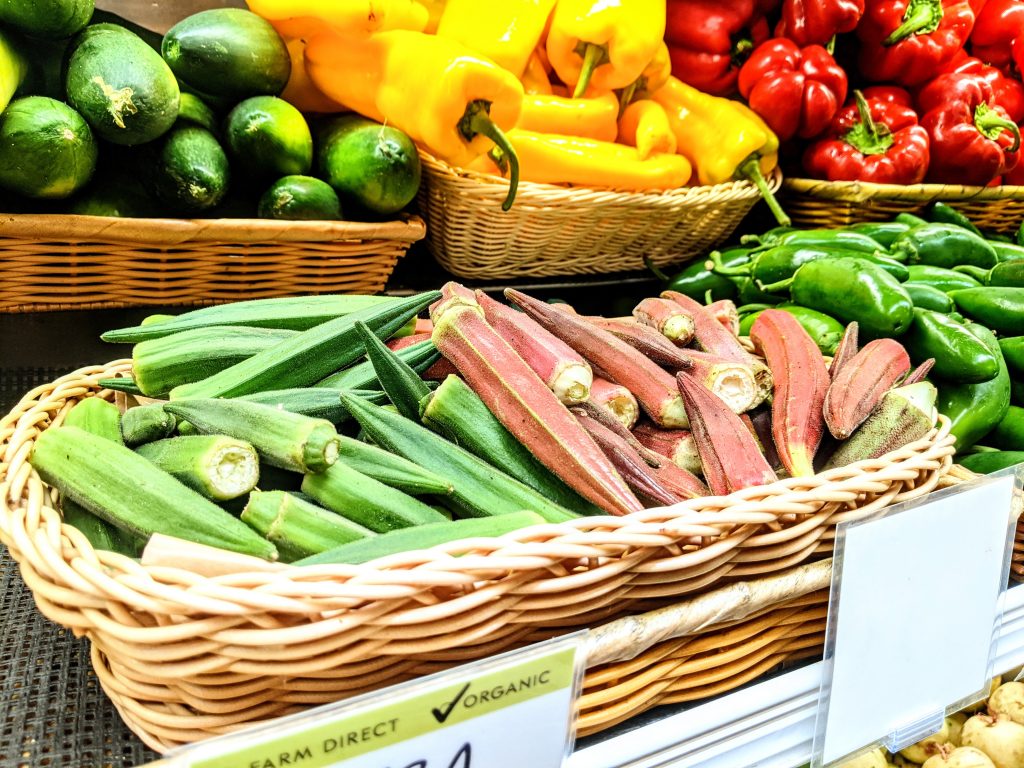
432;683;470;724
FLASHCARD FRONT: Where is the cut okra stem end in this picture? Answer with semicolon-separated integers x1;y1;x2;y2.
207;446;260;500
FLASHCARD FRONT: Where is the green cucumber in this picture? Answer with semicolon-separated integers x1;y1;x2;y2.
336;436;453;496
296;511;546;566
102;294;398;343
983;405;1024;452
301;461;448;533
176;91;217;133
237;387;388;424
340;392;579;523
162;398;340;475
150;124;229;212
134;435;259;501
0;0;93;40
168;291;440;400
958;451;1024;474
65;23;179;145
355;320;430;420
0;96;97;199
132;325;298;397
258;175;341;221
225;96;312;178
0;27;27;114
30;425;277;559
120;403;176;447
316;339;440;390
241;490;375;563
162;9;290;100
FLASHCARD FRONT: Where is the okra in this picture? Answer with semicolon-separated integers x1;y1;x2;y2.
580;314;694;370
120;403;176;447
63;397;122;444
632;422;702;477
169;291;440;400
824;339;911;440
683;349;762;414
314;340;440;391
162;398;340;474
30;426;278;559
242;490;375;562
237;387;388;424
633;297;695;344
829;322;859;380
589;377;639;430
97;376;144;396
354;320;431;420
706;299;740;337
300;461;448;533
134;435;260;501
336;436;453;496
295;511;547;566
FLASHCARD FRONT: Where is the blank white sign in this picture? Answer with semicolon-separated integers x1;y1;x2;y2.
815;474;1017;766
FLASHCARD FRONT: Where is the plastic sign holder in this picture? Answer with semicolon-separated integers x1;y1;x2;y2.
812;465;1022;768
147;632;587;768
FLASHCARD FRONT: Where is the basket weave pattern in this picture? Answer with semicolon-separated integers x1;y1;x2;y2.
0;214;426;312
782;178;1024;234
0;363;955;751
417;153;781;280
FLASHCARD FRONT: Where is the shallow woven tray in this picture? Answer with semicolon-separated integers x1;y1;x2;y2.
782;178;1024;234
417;152;780;280
0;362;956;751
0;213;426;313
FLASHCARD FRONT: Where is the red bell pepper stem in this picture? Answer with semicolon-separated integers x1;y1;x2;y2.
974;103;1022;152
845;90;895;155
573;42;608;99
739;157;790;227
883;0;945;46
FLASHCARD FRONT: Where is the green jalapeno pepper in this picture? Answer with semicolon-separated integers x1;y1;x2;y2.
712;246;908;286
763;257;914;338
953;261;1024;287
936;323;1011;450
1014;381;1024;408
990;241;1024;262
984;231;1013;243
647;248;750;302
901;308;999;383
889;223;998;269
998;336;1024;377
927;202;984;238
904;283;955;313
949;287;1024;334
739;225;795;245
846;221;911;248
734;276;786;305
905;265;983;293
738;304;844;355
1017;218;1024;247
958;450;1024;474
750;228;890;255
896;212;929;227
983;405;1024;451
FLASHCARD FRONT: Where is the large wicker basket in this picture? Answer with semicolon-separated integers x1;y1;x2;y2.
416;152;781;280
782;178;1024;233
0;362;956;752
0;213;426;313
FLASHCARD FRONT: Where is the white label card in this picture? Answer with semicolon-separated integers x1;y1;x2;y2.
813;470;1020;768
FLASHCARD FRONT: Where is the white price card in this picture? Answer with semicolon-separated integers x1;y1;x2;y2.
812;467;1022;768
150;632;586;768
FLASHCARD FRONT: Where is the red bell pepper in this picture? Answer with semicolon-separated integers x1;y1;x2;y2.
803;89;931;183
738;38;848;140
775;0;865;47
665;0;770;96
935;54;1024;121
919;74;1021;184
856;0;976;86
970;0;1024;69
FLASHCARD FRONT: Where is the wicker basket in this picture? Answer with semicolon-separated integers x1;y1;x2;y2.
0;362;956;752
416;152;781;280
0;213;426;313
782;178;1024;233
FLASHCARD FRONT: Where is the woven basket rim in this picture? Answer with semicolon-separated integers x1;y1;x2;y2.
0;212;427;245
418;150;782;208
1;360;957;614
783;177;1024;203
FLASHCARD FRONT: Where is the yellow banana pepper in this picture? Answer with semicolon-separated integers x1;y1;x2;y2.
419;0;448;33
519;92;619;142
306;30;525;209
652;76;789;225
487;128;691;190
280;37;346;114
436;0;556;78
246;0;428;36
521;51;554;95
617;99;675;160
546;0;665;98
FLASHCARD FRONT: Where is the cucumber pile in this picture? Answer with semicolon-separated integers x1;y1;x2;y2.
0;4;421;219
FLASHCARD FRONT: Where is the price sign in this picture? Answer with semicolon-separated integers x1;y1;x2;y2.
151;632;586;768
812;468;1021;768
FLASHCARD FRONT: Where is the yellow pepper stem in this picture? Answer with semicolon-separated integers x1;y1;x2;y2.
617;79;639;118
573;42;609;99
738;157;790;227
460;100;520;211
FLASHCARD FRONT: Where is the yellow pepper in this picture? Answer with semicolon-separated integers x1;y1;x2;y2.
521;51;554;95
419;0;449;33
306;30;525;209
279;37;347;114
436;0;556;78
546;0;665;98
617;41;671;112
617;99;676;160
652;76;789;225
246;0;428;36
519;92;619;142
489;128;691;190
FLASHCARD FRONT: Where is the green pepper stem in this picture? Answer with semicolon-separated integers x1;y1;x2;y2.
974;103;1022;152
952;265;992;283
844;90;895;156
461;101;519;211
739;157;790;227
573;42;608;99
736;303;776;314
826;35;837;55
708;249;753;276
643;256;671;282
758;276;794;293
883;0;943;46
618;79;639;117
